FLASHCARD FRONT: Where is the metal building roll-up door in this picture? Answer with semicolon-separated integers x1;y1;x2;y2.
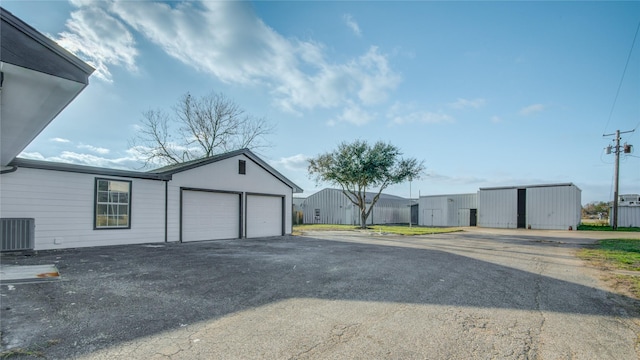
246;194;283;238
181;190;241;242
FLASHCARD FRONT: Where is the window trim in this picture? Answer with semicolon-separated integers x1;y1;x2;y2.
94;178;132;230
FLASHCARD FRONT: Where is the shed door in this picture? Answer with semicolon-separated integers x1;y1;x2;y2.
424;209;442;226
246;195;283;238
182;190;240;242
469;209;477;227
517;189;527;229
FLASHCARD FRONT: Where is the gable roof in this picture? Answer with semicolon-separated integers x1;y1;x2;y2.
150;148;303;193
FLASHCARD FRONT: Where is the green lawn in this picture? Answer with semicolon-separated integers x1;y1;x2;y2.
293;224;461;236
578;239;640;299
578;224;640;232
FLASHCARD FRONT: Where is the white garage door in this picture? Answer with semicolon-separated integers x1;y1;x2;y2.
246;195;283;238
182;190;240;242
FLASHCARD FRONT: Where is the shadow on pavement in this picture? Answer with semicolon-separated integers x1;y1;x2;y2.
1;234;637;358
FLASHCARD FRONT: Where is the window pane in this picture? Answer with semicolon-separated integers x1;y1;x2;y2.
118;205;128;216
107;216;118;227
119;193;129;204
118;215;129;227
109;181;129;192
98;180;108;191
96;215;108;227
96;204;108;216
98;192;108;203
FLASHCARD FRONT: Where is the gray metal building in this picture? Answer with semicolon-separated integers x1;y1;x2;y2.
418;193;477;227
478;183;581;230
301;188;410;225
611;194;640;228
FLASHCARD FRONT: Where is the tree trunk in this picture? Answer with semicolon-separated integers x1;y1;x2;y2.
360;208;368;229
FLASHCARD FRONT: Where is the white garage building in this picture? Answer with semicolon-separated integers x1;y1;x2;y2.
0;9;302;252
478;183;581;230
1;149;302;251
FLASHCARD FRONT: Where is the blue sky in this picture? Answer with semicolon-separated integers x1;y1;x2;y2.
4;0;639;204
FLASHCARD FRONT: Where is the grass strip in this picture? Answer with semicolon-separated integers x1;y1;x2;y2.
293;224;461;236
578;224;640;232
578;239;640;298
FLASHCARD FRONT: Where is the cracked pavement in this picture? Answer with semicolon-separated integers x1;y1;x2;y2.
1;229;639;359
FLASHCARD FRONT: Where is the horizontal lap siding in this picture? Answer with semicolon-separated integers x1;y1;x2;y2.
0;168;165;250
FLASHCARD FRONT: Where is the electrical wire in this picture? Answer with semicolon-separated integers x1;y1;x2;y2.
603;20;640;134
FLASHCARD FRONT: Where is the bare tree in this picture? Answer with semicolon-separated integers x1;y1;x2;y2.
130;91;274;167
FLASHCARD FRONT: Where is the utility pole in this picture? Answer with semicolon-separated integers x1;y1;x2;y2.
603;129;635;230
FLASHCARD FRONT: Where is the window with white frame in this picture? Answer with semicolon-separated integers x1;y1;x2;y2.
95;178;131;229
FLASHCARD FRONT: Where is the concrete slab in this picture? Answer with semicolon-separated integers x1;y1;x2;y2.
0;264;59;284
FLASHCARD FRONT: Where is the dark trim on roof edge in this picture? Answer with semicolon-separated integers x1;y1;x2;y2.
1;7;94;76
9;158;170;181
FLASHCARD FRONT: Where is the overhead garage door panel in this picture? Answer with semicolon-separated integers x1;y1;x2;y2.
247;195;282;238
182;191;240;242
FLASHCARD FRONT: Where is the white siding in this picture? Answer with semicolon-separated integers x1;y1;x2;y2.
0;167;165;250
478;189;518;228
167;154;293;241
418;194;477;226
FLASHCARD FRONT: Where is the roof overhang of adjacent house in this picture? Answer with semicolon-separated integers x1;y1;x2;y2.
0;8;95;166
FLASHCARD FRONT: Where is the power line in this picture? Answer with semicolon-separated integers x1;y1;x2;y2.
603;20;640;133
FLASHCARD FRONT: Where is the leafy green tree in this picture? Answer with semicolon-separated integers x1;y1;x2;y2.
308;140;425;228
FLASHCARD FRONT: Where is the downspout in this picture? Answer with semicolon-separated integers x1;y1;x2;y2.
0;166;18;174
164;180;168;243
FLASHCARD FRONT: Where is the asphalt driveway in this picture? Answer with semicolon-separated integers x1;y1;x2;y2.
1;230;639;359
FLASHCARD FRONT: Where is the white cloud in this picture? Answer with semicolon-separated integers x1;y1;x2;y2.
490;116;502;123
387;102;454;125
55;3;138;82
50;137;71;143
343;14;362;37
78;144;110;155
448;98;486;109
18;151;141;169
329;103;375;126
271;154;310;172
519;104;545;116
57;1;400;118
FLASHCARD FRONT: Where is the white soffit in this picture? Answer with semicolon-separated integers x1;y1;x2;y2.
0;62;86;166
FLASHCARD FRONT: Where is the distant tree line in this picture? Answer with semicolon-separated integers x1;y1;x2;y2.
582;201;610;219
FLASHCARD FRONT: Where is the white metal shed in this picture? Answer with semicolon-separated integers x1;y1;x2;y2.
610;194;640;228
418;193;477;227
478;183;581;230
